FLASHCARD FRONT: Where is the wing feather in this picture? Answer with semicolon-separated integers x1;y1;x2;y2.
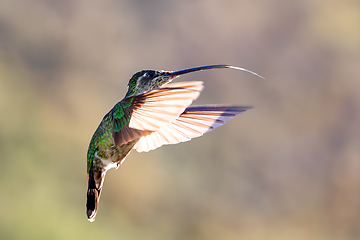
134;106;252;152
113;81;204;146
128;81;203;131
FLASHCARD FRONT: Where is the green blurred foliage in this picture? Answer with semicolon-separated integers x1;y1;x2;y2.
0;0;359;239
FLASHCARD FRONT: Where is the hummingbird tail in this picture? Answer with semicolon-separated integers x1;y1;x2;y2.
86;167;104;222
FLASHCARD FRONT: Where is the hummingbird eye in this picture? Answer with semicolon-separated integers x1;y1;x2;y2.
145;71;155;78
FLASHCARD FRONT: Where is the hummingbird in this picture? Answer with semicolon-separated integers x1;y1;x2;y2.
86;64;262;222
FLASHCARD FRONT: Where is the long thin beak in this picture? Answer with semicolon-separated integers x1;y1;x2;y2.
168;64;264;79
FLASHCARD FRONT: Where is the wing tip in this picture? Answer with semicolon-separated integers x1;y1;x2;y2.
185;105;254;113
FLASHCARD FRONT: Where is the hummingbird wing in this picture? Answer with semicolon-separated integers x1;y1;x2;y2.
134;106;252;152
113;81;204;146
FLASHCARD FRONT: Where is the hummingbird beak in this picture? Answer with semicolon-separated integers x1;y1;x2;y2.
167;64;264;79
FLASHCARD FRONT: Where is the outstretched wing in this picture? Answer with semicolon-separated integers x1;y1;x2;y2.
134;106;252;152
112;81;204;146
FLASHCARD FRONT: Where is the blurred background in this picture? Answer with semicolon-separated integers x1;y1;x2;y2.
0;0;359;239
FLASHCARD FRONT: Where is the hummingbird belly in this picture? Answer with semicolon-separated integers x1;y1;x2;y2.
94;138;140;172
94;151;119;171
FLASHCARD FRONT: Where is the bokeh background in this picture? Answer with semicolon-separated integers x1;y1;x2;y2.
0;0;359;239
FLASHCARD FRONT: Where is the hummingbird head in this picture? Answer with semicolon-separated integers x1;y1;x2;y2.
125;65;264;97
125;70;176;96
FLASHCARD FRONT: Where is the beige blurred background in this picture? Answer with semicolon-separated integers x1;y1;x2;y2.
0;0;359;239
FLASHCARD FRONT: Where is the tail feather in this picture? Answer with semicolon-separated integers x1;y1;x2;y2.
86;167;104;222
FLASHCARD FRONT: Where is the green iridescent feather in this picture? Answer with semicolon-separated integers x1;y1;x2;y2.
86;98;134;173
